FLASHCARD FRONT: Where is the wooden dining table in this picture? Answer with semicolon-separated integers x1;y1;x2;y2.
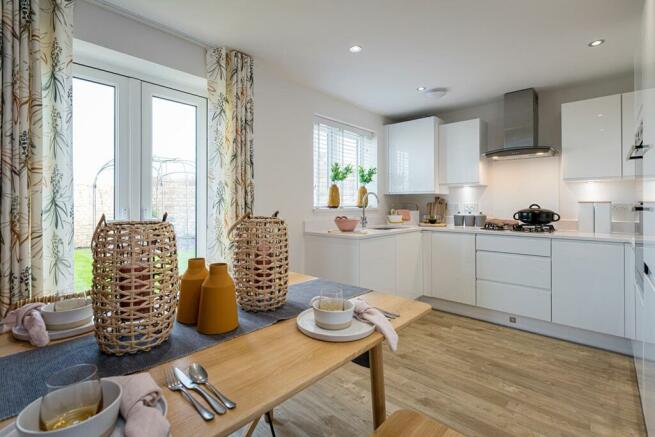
0;272;431;436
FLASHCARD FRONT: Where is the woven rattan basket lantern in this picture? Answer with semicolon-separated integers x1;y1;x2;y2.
228;213;289;312
90;214;179;355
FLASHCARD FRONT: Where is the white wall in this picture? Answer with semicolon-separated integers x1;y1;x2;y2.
388;72;635;225
75;1;206;78
75;0;387;273
253;60;386;271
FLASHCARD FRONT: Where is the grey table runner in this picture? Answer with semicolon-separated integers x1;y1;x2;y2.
0;278;369;420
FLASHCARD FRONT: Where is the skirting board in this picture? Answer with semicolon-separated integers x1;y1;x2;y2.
419;296;633;356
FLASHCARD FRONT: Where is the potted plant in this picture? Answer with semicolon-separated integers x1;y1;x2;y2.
357;166;377;208
328;163;353;208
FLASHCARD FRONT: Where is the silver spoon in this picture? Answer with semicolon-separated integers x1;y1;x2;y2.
188;363;237;409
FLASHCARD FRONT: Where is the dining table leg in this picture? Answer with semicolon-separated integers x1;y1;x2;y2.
369;342;386;429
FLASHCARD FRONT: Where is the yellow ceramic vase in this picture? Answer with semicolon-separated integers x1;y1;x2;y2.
328;184;340;208
357;186;368;208
197;263;239;334
177;258;208;325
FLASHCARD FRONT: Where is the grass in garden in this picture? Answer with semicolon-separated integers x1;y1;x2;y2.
74;247;195;292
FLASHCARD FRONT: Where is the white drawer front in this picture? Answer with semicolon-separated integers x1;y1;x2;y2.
477;279;551;321
476;251;551;290
476;234;550;257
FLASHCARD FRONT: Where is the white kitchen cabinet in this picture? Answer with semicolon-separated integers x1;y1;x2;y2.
386;116;446;194
421;232;432;295
476;235;550;257
625;244;636;340
396;232;423;299
552;239;625;337
643;275;655;433
476;251;551;290
562;94;622;180
304;236;359;286
477;280;551;321
304;233;423;298
438;119;487;186
431;232;476;305
359;236;396;294
637;88;655;178
623;91;636;178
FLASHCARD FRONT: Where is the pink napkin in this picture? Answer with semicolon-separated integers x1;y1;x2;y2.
107;373;170;437
0;303;49;347
351;298;399;352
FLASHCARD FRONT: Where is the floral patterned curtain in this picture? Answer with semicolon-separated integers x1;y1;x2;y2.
0;0;73;317
206;48;254;264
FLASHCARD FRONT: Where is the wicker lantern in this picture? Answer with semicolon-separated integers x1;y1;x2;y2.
90;214;179;355
228;213;289;312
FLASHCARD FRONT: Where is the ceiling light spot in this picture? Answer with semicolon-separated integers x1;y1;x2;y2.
349;45;362;53
424;87;448;99
417;86;426;92
588;39;605;47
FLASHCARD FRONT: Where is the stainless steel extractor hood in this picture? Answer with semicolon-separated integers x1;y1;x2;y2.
482;88;559;160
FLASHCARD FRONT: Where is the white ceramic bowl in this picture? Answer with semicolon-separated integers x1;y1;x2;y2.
387;214;403;224
40;299;92;331
310;298;354;330
16;380;122;437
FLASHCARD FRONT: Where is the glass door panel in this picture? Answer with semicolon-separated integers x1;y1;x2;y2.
152;97;197;267
72;77;116;291
142;84;207;269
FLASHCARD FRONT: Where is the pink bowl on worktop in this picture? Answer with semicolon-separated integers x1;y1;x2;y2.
334;216;360;232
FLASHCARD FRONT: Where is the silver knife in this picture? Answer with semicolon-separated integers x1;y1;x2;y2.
174;367;227;414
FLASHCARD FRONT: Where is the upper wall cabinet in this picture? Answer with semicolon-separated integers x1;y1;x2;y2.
386;116;447;194
562;94;623;180
438;119;487;186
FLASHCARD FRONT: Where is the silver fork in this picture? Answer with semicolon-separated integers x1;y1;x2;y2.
165;368;215;421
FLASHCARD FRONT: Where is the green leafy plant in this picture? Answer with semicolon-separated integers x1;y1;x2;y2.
330;162;353;182
358;166;377;185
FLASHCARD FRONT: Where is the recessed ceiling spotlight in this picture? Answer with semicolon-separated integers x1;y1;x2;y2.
349;45;362;53
588;39;605;47
417;86;426;92
424;87;448;99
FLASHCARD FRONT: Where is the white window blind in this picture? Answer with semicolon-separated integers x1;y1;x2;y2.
313;116;378;208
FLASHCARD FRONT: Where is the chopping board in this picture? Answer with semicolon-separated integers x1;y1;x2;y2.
419;223;447;227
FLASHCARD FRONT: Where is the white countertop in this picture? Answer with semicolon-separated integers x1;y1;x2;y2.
305;224;634;244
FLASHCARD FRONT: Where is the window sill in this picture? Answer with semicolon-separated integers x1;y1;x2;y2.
313;207;379;215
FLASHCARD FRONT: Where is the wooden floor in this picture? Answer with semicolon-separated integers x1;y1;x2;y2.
241;310;646;437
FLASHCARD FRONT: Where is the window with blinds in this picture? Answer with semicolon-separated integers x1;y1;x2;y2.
313;116;378;208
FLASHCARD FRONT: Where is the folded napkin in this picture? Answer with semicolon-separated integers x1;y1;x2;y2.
351;298;399;352
0;303;49;347
107;373;170;437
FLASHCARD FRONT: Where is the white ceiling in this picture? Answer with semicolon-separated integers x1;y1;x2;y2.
97;0;643;118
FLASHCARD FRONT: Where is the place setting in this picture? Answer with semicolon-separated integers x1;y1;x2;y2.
297;287;400;351
0;359;240;437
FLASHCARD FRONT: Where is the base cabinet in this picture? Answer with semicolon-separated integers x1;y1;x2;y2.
359;236;396;294
430;232;476;305
552;239;625;337
396;232;423;299
304;233;422;298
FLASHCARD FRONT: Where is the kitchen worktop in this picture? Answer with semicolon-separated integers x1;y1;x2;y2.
305;224;634;244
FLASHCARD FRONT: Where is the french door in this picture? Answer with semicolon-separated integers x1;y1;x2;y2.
72;64;207;290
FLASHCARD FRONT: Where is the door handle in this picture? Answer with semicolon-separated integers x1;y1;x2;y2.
628;143;652;160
